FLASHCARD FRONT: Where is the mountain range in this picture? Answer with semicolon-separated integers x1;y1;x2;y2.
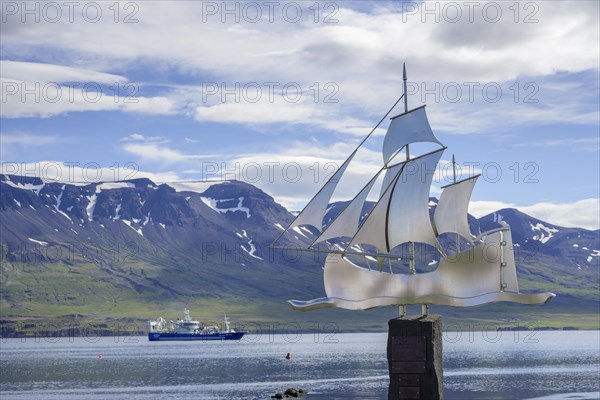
0;173;598;335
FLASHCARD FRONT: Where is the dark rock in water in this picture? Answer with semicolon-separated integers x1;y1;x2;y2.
271;387;307;398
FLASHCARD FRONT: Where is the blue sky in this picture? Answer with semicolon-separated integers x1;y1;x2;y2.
1;1;598;229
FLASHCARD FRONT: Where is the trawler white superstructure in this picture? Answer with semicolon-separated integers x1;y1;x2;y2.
148;309;245;341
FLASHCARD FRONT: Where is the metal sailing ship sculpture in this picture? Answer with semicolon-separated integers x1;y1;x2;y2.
273;65;555;313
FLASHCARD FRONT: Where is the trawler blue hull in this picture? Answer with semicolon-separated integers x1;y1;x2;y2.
148;331;245;341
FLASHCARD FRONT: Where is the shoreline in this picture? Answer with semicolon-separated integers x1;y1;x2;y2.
2;312;597;339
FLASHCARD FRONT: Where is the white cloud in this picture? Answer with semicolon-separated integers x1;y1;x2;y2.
0;2;597;221
1;2;597;131
469;199;600;230
0;60;127;84
120;134;167;143
121;142;221;166
0;77;178;118
0;161;181;184
512;137;600;152
0;133;59;158
122;133;146;141
1;133;57;146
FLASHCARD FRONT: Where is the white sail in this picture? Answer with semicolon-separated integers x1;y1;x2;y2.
433;175;479;241
345;169;399;253
379;162;401;198
386;148;444;250
311;168;386;245
287;152;355;232
382;106;442;164
347;148;444;253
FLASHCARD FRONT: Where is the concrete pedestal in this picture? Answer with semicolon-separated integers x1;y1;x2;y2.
387;315;443;400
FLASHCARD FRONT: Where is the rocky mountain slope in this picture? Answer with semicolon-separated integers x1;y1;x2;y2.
1;174;598;332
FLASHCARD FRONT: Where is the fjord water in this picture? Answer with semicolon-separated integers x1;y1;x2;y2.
1;331;598;399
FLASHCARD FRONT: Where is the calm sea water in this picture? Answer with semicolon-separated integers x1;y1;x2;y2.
1;330;599;399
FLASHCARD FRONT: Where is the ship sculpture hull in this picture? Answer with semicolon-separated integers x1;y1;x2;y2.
289;225;555;311
148;331;245;341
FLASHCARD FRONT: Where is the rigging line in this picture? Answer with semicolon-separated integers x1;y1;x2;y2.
270;93;406;247
270;245;409;260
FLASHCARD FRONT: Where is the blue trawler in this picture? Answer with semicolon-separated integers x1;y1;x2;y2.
148;309;246;341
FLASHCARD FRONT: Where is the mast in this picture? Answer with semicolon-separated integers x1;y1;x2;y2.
403;63;409;161
452;154;460;253
452;154;456;184
224;314;230;332
404;63;416;275
403;63;408;114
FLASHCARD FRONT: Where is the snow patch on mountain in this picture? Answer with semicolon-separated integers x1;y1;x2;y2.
54;186;73;222
238;229;263;260
28;238;48;246
292;226;308;238
201;196;251;218
300;226;314;236
4;180;45;195
350;244;364;253
122;219;143;236
529;222;558;244
325;204;337;215
113;203;122;220
492;212;504;223
167;181;227;194
95;182;134;193
86;194;97;221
